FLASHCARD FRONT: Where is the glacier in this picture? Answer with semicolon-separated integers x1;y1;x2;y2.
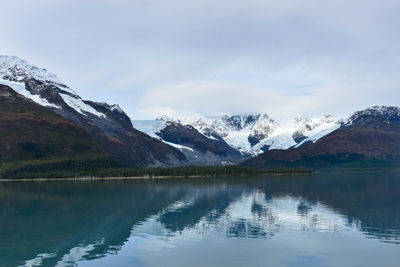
133;114;342;156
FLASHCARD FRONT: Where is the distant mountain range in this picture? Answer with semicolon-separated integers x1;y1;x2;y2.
133;114;341;164
1;55;399;170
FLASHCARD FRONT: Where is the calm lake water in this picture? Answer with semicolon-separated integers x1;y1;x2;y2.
1;171;399;267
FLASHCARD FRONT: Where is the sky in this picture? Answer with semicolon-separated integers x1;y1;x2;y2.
1;0;400;120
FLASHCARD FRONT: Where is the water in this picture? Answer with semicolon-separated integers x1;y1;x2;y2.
0;171;399;267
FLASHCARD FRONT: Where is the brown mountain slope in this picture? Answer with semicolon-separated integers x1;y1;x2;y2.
0;85;109;162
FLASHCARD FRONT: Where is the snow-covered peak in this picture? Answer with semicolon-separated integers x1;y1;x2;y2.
249;115;341;153
0;55;61;83
217;114;261;130
158;115;182;124
189;114;278;154
294;115;337;133
0;55;76;95
134;113;341;156
136;113;341;156
190;113;275;132
292;116;341;148
345;105;400;126
0;55;108;118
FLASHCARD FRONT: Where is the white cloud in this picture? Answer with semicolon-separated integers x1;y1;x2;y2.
1;0;400;119
138;78;399;120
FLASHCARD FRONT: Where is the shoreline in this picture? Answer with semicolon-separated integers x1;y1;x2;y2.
1;169;398;182
0;172;313;182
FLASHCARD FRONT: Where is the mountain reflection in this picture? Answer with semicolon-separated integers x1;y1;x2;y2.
0;171;399;266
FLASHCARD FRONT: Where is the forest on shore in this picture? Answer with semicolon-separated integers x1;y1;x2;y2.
0;157;313;179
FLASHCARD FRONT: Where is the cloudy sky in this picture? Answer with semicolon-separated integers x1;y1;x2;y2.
1;0;399;120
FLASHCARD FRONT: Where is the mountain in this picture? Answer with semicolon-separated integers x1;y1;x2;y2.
242;106;400;169
3;55;397;170
133;119;244;164
190;114;341;154
0;84;108;162
133;114;341;164
0;56;186;166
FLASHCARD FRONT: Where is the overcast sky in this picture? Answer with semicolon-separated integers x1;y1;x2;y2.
1;0;399;120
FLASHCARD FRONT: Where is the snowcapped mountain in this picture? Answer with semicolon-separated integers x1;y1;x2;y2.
133;118;243;164
133;113;342;159
344;105;400;128
4;55;396;168
0;55;102;115
0;55;186;166
190;114;341;154
189;114;277;155
243;105;400;169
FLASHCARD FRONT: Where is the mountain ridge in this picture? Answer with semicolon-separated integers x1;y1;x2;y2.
2;55;399;169
242;106;400;169
133;113;341;158
0;55;186;166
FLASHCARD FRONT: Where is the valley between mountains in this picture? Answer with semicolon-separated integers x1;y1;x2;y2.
1;55;399;178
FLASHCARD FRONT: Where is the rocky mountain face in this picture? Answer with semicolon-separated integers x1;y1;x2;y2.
133;113;341;164
242;106;400;169
158;121;243;164
344;106;400;129
133;119;244;164
0;56;186;166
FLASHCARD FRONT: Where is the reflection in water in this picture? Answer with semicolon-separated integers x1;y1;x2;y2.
0;171;399;266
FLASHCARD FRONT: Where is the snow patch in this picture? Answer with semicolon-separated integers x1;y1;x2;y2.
0;78;59;108
132;120;166;138
253;134;297;153
295;123;340;147
163;141;194;152
206;135;218;140
133;120;195;152
59;93;106;118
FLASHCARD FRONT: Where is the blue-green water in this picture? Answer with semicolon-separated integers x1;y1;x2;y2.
1;171;399;267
